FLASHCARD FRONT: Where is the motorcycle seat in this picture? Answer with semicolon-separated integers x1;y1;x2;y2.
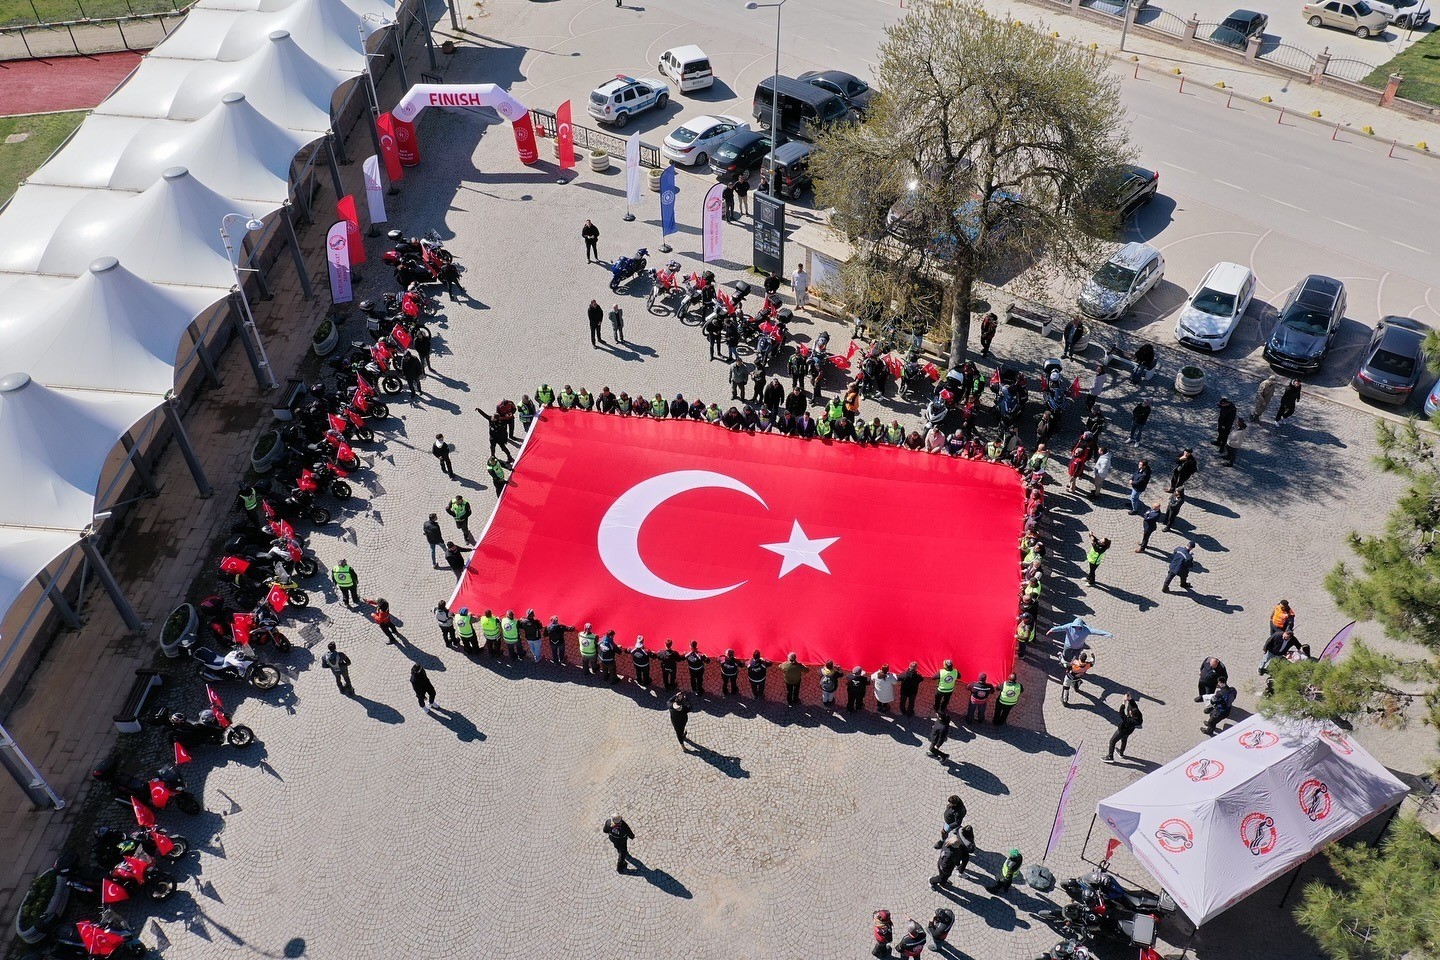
191;647;225;670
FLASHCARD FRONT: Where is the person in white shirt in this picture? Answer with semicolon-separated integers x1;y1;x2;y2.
871;664;900;713
792;265;810;311
1091;446;1113;495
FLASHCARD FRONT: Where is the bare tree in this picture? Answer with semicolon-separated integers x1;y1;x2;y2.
812;0;1132;366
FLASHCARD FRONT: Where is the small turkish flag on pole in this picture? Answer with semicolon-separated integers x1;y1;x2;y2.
556;100;576;170
173;741;193;765
131;796;155;828
453;411;1023;677
336;195;366;266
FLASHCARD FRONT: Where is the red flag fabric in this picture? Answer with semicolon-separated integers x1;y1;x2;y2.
266;584;289;615
1105;838;1123;861
101;878;129;904
453;410;1022;676
78;921;126;954
173;741;192;765
205;684;225;716
394;116;420;166
149;779;172;808
375;112;404;182
336;195;365;265
151;831;175;856
130;796;155;829
556;99;575;170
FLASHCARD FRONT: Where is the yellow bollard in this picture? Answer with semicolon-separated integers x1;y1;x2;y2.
1309;110;1322;118
1260;95;1272;102
1418;141;1429;151
1171;67;1182;75
1361;125;1374;135
1214;81;1226;89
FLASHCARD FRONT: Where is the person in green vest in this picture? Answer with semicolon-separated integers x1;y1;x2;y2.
989;849;1024;895
704;403;722;423
986;438;1004;461
535;383;555;407
331;558;359;606
886;420;905;446
454;607;478;653
578;623;599;676
1085;534;1112;587
236;485;263;526
517;394;537;431
932;660;959;715
1014;614;1035;658
501;609;522;660
558;385;577;409
993;673;1023;726
651;393;667;418
486;456;510;497
815;416;833;439
1027;446;1048;475
479;608;502;657
826;396;844;423
575;388;594;411
447;494;474;544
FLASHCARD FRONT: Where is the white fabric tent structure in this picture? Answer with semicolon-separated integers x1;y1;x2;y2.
1097;715;1407;927
0;374;162;532
0;259;223;396
194;0;398;19
152;0;376;68
95;31;353;131
0;529;88;640
28;94;312;205
0;168;268;288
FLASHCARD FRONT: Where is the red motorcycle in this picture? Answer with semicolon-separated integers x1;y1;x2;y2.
646;259;684;309
327;407;374;444
290;463;352;501
101;846;176;903
199;594;293;652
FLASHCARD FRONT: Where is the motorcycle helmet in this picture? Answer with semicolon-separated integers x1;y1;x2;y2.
386;229;404;242
939;389;954;405
382;250;400;265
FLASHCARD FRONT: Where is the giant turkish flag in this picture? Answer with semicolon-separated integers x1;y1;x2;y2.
453;410;1022;678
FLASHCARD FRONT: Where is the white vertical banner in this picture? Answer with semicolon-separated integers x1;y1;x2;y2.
1044;740;1084;862
702;181;726;263
362;155;388;226
625;132;643;207
326;220;353;304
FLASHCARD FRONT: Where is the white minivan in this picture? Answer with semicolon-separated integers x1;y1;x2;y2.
658;45;714;93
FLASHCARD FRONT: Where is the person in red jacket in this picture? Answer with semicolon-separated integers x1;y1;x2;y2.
363;597;403;644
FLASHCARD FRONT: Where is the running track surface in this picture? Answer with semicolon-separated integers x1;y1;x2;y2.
0;51;143;115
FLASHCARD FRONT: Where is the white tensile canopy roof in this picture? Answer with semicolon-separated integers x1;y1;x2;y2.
0;528;88;639
94;30;352;131
193;0;398;19
0;168;270;288
0;374;162;532
28;93;311;204
0;259;222;396
1097;714;1407;927
151;0;377;68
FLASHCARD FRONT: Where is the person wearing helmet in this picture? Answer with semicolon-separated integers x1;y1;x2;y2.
896;919;927;958
988;848;1024;894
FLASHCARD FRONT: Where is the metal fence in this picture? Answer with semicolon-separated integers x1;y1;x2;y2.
1325;56;1379;83
0;10;182;58
1135;8;1189;37
1258;41;1318;73
2;0;181;26
529;109;663;169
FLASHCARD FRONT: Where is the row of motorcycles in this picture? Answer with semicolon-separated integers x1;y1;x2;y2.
29;228;443;957
1031;863;1173;959
382;228;461;290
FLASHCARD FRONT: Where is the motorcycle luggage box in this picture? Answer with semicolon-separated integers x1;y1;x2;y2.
728;280;752;299
1122;912;1157;947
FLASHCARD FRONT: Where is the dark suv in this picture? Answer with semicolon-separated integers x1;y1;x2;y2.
710;129;772;182
1077;164;1159;236
1263;275;1346;371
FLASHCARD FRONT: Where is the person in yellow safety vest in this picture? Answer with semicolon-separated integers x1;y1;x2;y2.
932;660;959;715
331;559;359;606
827;397;845;423
1024;576;1042;601
886;421;905;446
993;674;1023;726
576;388;594;411
1014;614;1035;657
558;385;577;409
479;609;502;657
651;393;667;418
704;403;722;423
535;384;555;406
578;623;599;676
986;439;1004;462
816;416;833;439
455;607;478;653
501;609;521;661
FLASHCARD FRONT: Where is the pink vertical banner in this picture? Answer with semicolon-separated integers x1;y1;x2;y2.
702;181;726;263
325;220;352;304
1043;741;1084;862
1320;622;1355;662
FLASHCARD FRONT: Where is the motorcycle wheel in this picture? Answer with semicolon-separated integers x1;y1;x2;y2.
295;558;318;578
146;871;177;901
250;664;281;690
330;480;353;501
122;940;148;958
162;834;190;859
647;287;660;309
353;425;374;443
288;589;310;609
272;631;292;653
308;507;332;525
379;374;403;394
226;724;256;748
175;793;202;815
412;324;432;341
368;402;389;420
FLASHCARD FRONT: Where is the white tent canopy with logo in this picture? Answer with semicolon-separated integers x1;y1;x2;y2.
1097;714;1407;927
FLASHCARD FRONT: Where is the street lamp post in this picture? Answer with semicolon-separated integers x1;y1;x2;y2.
360;13;405;93
745;0;788;193
219;213;278;390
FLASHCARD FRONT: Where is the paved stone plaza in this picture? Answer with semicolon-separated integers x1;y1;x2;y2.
4;2;1438;959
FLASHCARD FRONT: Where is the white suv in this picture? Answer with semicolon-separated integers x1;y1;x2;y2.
1174;261;1256;351
1077;242;1165;322
587;75;670;128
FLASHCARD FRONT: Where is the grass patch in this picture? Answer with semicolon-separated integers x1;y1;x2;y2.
1362;28;1440;108
1;0;179;27
0;111;86;205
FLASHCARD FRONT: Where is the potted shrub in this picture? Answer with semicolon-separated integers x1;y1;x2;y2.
590;149;610;172
160;602;197;658
251;428;284;473
647;166;663;192
1175;364;1206;397
311;318;338;356
15;866;67;944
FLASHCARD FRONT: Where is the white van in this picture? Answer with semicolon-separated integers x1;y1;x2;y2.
658;45;714;93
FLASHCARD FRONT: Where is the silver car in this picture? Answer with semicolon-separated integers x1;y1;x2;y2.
1077;242;1165;322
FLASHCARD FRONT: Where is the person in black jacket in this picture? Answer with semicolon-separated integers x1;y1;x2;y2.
685;641;709;694
928;714;951;760
718;650;741;695
582;220;600;261
410;664;436;711
935;794;966;848
930;832;969;888
1196;657;1228;702
629;637;652;686
747;652;769;699
668;394;688;419
898;662;923;716
657;639;682;690
544;615;570;665
587;299;605;347
1169;448;1199;491
668;692;691;746
602;815;635;872
846;666;870;712
1104;693;1143;762
762;376;785;413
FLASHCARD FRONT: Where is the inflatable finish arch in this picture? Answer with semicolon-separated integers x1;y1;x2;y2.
392;83;538;166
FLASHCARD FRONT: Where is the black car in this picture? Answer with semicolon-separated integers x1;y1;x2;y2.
1209;9;1269;48
1351;316;1429;405
710;129;772;182
1077;164;1159;236
797;70;873;115
1263;274;1346;371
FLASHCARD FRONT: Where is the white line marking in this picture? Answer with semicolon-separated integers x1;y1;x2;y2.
1213;180;1249;192
1269;198;1303;210
1391;240;1429;254
1171;125;1196;133
1166;162;1197;174
1327;219;1364;231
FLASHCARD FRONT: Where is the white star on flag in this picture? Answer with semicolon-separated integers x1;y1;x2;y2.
760;521;840;578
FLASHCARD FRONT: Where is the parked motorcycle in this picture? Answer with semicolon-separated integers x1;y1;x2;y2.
99;845;176;903
50;910;147;959
180;639;282;690
148;693;257;748
646;260;684;309
94;824;188;868
677;270;715;320
91;760;202;816
198;594;292;653
1035;926;1092;960
609;247;649;291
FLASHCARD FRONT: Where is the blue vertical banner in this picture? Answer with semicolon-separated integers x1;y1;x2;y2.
659;165;678;238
